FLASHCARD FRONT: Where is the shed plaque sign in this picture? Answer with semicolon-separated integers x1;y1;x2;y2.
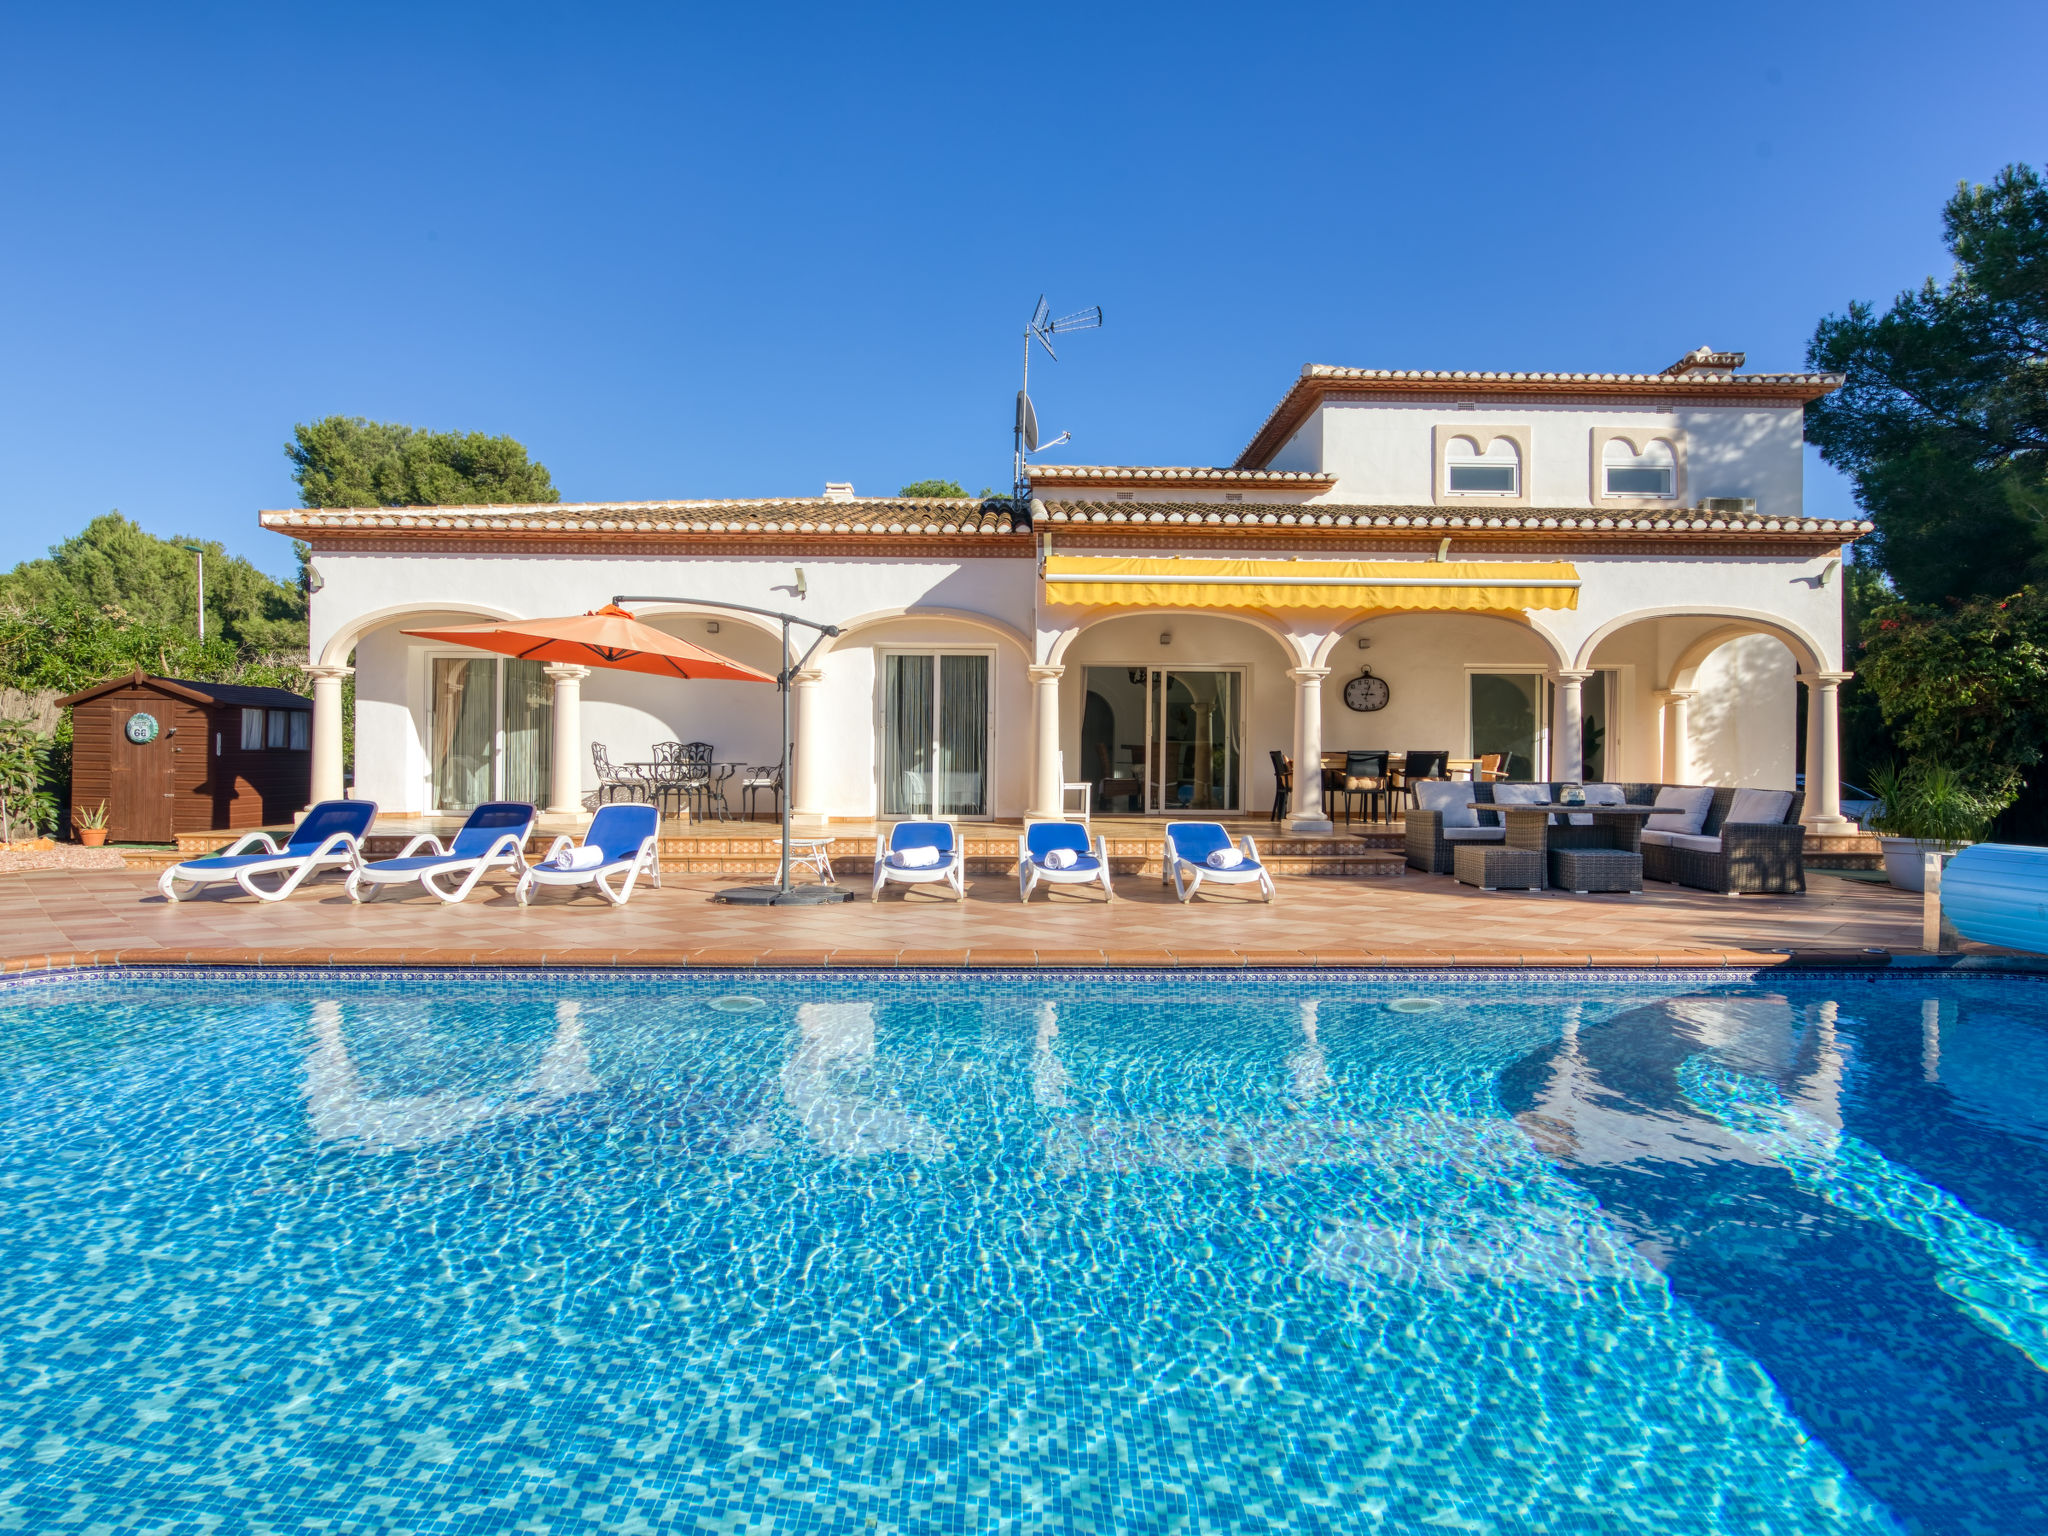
124;712;160;744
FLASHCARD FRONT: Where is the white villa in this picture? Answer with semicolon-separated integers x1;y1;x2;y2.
268;346;1865;836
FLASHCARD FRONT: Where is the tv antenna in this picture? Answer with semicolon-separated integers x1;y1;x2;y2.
1014;295;1102;504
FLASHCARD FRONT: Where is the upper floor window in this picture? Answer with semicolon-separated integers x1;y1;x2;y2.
1603;437;1676;497
1444;435;1520;495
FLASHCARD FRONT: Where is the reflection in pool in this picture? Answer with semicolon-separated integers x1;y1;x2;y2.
1;969;2045;1533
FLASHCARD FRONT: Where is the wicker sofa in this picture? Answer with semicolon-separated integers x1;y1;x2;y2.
1405;781;1808;894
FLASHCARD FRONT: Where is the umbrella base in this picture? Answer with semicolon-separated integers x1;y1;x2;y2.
715;884;857;906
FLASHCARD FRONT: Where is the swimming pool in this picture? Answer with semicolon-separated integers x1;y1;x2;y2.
2;968;2044;1534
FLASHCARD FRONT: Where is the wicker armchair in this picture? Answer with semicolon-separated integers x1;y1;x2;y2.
1640;787;1808;894
1406;781;1502;873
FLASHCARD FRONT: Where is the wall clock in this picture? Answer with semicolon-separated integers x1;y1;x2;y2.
125;711;161;744
1342;668;1390;712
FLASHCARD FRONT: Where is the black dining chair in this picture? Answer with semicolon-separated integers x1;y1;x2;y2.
1340;750;1390;826
1394;750;1450;815
1269;749;1292;822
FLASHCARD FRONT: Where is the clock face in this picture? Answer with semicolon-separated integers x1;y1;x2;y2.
125;711;160;744
1343;670;1390;712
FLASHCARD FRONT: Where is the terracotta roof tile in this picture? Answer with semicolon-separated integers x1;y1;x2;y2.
261;497;1030;539
1035;500;1874;539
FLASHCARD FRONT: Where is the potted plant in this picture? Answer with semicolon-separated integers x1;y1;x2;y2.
73;801;110;847
1864;762;2003;891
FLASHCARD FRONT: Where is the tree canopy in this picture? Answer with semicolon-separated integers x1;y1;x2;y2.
288;417;560;508
0;513;306;656
899;479;970;498
1806;163;2048;602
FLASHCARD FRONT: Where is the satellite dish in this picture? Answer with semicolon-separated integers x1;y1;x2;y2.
1016;390;1039;453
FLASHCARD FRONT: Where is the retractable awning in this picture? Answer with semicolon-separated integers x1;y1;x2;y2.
1041;556;1579;612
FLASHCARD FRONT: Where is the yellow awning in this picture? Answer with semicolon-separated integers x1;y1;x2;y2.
1041;556;1579;612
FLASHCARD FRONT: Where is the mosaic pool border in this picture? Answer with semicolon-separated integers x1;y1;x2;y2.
5;963;2047;998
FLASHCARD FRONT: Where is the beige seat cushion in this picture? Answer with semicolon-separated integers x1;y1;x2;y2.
1443;827;1507;842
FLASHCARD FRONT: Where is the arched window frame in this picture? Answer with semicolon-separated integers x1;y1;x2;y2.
1590;426;1687;506
1431;422;1532;507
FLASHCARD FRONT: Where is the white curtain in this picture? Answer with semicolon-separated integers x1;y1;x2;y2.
937;654;988;817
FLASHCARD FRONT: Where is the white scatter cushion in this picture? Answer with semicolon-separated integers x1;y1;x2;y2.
1726;788;1794;826
1663;832;1723;854
1638;830;1675;847
1443;826;1507;842
1645;786;1714;836
1490;781;1555;823
1414;779;1478;828
1568;783;1627;826
1041;847;1077;870
888;844;942;868
1206;848;1245;869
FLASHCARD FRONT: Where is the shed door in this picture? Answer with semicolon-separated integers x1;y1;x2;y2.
110;698;177;841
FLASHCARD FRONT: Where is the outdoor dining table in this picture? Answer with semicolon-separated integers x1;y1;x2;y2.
1467;801;1658;890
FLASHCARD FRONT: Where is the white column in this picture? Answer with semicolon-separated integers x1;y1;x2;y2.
1659;689;1695;783
1554;670;1593;783
790;667;829;829
1804;671;1853;832
1289;667;1334;834
543;663;589;816
1027;665;1065;821
307;664;350;807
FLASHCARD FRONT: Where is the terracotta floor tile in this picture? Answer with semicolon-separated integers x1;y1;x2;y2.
1235;949;1311;966
827;947;904;968
1167;949;1243;967
895;949;968;967
687;947;762;967
758;948;834;967
965;948;1039;968
1034;948;1108;967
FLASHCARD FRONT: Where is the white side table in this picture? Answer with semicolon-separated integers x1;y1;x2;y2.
786;837;836;885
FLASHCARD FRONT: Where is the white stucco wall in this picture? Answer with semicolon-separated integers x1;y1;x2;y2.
1302;398;1806;515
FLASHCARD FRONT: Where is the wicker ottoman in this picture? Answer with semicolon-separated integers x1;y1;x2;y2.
1453;844;1544;891
1549;848;1642;894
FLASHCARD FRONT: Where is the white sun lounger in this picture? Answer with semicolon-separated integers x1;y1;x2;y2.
516;803;661;906
872;820;965;901
1162;822;1276;903
347;802;535;904
1018;820;1113;902
157;800;378;903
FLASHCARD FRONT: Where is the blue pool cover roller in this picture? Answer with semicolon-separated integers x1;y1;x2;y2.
1942;842;2048;954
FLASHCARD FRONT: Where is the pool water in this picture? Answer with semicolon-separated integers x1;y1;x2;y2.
2;970;2046;1535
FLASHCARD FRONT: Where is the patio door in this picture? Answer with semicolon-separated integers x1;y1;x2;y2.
1148;668;1241;813
881;652;989;817
428;656;552;811
1468;671;1549;781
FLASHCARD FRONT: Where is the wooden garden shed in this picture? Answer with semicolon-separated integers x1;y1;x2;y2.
58;671;314;842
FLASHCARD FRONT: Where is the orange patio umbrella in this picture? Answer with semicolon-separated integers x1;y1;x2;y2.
402;604;776;683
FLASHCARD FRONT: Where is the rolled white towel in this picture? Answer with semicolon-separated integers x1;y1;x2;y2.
549;844;607;871
1205;847;1245;869
1041;847;1078;870
888;844;942;869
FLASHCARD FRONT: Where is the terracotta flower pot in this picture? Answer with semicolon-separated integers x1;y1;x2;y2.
76;828;108;847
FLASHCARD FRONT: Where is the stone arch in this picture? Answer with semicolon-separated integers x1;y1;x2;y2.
1571;606;1830;680
823;605;1034;660
1046;607;1308;668
316;600;523;668
1309;608;1570;671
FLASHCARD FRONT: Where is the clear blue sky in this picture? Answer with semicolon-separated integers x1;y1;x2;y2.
3;1;2044;582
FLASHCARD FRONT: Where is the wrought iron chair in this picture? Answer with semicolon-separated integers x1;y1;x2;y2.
1269;749;1292;822
739;762;783;820
590;743;646;806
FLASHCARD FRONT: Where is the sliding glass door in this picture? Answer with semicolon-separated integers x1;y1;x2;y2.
1152;669;1240;812
1468;671;1548;781
882;652;989;817
428;656;552;811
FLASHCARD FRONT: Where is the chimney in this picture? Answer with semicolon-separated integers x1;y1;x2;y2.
822;482;856;502
1661;346;1746;378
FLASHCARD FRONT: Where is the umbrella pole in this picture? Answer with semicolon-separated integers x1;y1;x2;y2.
779;615;793;895
609;593;852;907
